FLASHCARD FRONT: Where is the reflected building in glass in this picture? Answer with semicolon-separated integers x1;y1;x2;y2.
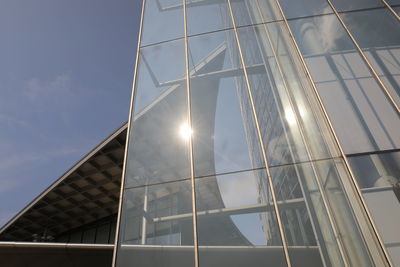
115;1;400;267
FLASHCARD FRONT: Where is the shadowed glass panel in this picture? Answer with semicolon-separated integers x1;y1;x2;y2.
116;180;195;267
236;23;339;167
271;159;375;267
195;170;287;267
125;40;190;187
341;8;400;106
230;0;283;27
349;151;400;266
188;29;265;178
330;0;383;12
186;0;232;36
278;0;333;19
141;0;184;46
289;15;400;155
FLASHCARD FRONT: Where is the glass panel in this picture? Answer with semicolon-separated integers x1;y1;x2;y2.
230;0;283;27
96;223;111;244
125;39;191;187
330;0;383;12
279;0;333;19
186;0;232;36
271;159;375;266
349;151;400;266
341;8;400;106
116;180;195;267
195;170;287;267
236;23;339;167
395;7;400;15
188;29;265;177
289;15;400;155
82;228;96;243
141;0;184;46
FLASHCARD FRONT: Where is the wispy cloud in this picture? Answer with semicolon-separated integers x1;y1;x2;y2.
24;73;73;103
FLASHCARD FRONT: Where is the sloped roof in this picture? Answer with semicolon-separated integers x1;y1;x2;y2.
0;123;127;241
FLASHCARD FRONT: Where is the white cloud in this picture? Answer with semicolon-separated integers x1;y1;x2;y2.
24;73;73;103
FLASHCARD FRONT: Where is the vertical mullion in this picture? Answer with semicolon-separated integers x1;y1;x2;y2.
274;0;393;266
183;1;200;267
111;0;147;266
226;1;292;267
327;0;400;113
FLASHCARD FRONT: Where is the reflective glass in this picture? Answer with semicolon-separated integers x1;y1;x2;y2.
125;40;191;187
395;7;400;15
188;30;265;177
279;0;333;19
330;0;383;12
195;170;287;267
230;0;283;27
341;8;400;106
116;180;195;267
349;151;400;266
186;0;232;36
237;23;339;167
141;0;184;46
271;159;375;266
387;0;400;5
289;15;400;155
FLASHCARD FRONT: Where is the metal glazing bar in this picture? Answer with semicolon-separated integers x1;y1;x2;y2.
274;0;393;265
183;1;200;267
328;0;400;113
380;0;400;20
252;2;350;266
226;1;292;266
111;0;147;266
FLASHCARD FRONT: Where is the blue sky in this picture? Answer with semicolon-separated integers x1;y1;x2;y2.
0;0;142;227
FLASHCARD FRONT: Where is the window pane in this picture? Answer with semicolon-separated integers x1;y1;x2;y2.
125;40;191;187
141;0;184;46
231;0;282;27
341;8;400;106
271;159;375;266
96;223;111;244
289;15;400;155
82;228;96;243
195;170;287;267
186;0;232;36
116;180;195;267
330;0;383;11
237;23;339;167
188;30;265;177
279;0;333;19
349;151;400;266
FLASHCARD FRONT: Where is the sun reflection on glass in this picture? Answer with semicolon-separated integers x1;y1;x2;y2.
179;123;193;140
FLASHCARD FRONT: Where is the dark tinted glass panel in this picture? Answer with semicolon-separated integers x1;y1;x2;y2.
279;0;333;19
195;170;287;267
341;8;400;106
125;40;191;187
82;228;96;243
349;151;400;266
116;180;195;267
96;223;111;244
289;15;400;155
141;0;183;46
188;30;265;177
330;0;383;11
69;231;82;243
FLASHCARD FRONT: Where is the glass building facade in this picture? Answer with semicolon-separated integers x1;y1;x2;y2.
114;0;400;266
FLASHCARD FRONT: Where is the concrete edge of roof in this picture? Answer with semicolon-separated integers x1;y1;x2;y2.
0;122;128;236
